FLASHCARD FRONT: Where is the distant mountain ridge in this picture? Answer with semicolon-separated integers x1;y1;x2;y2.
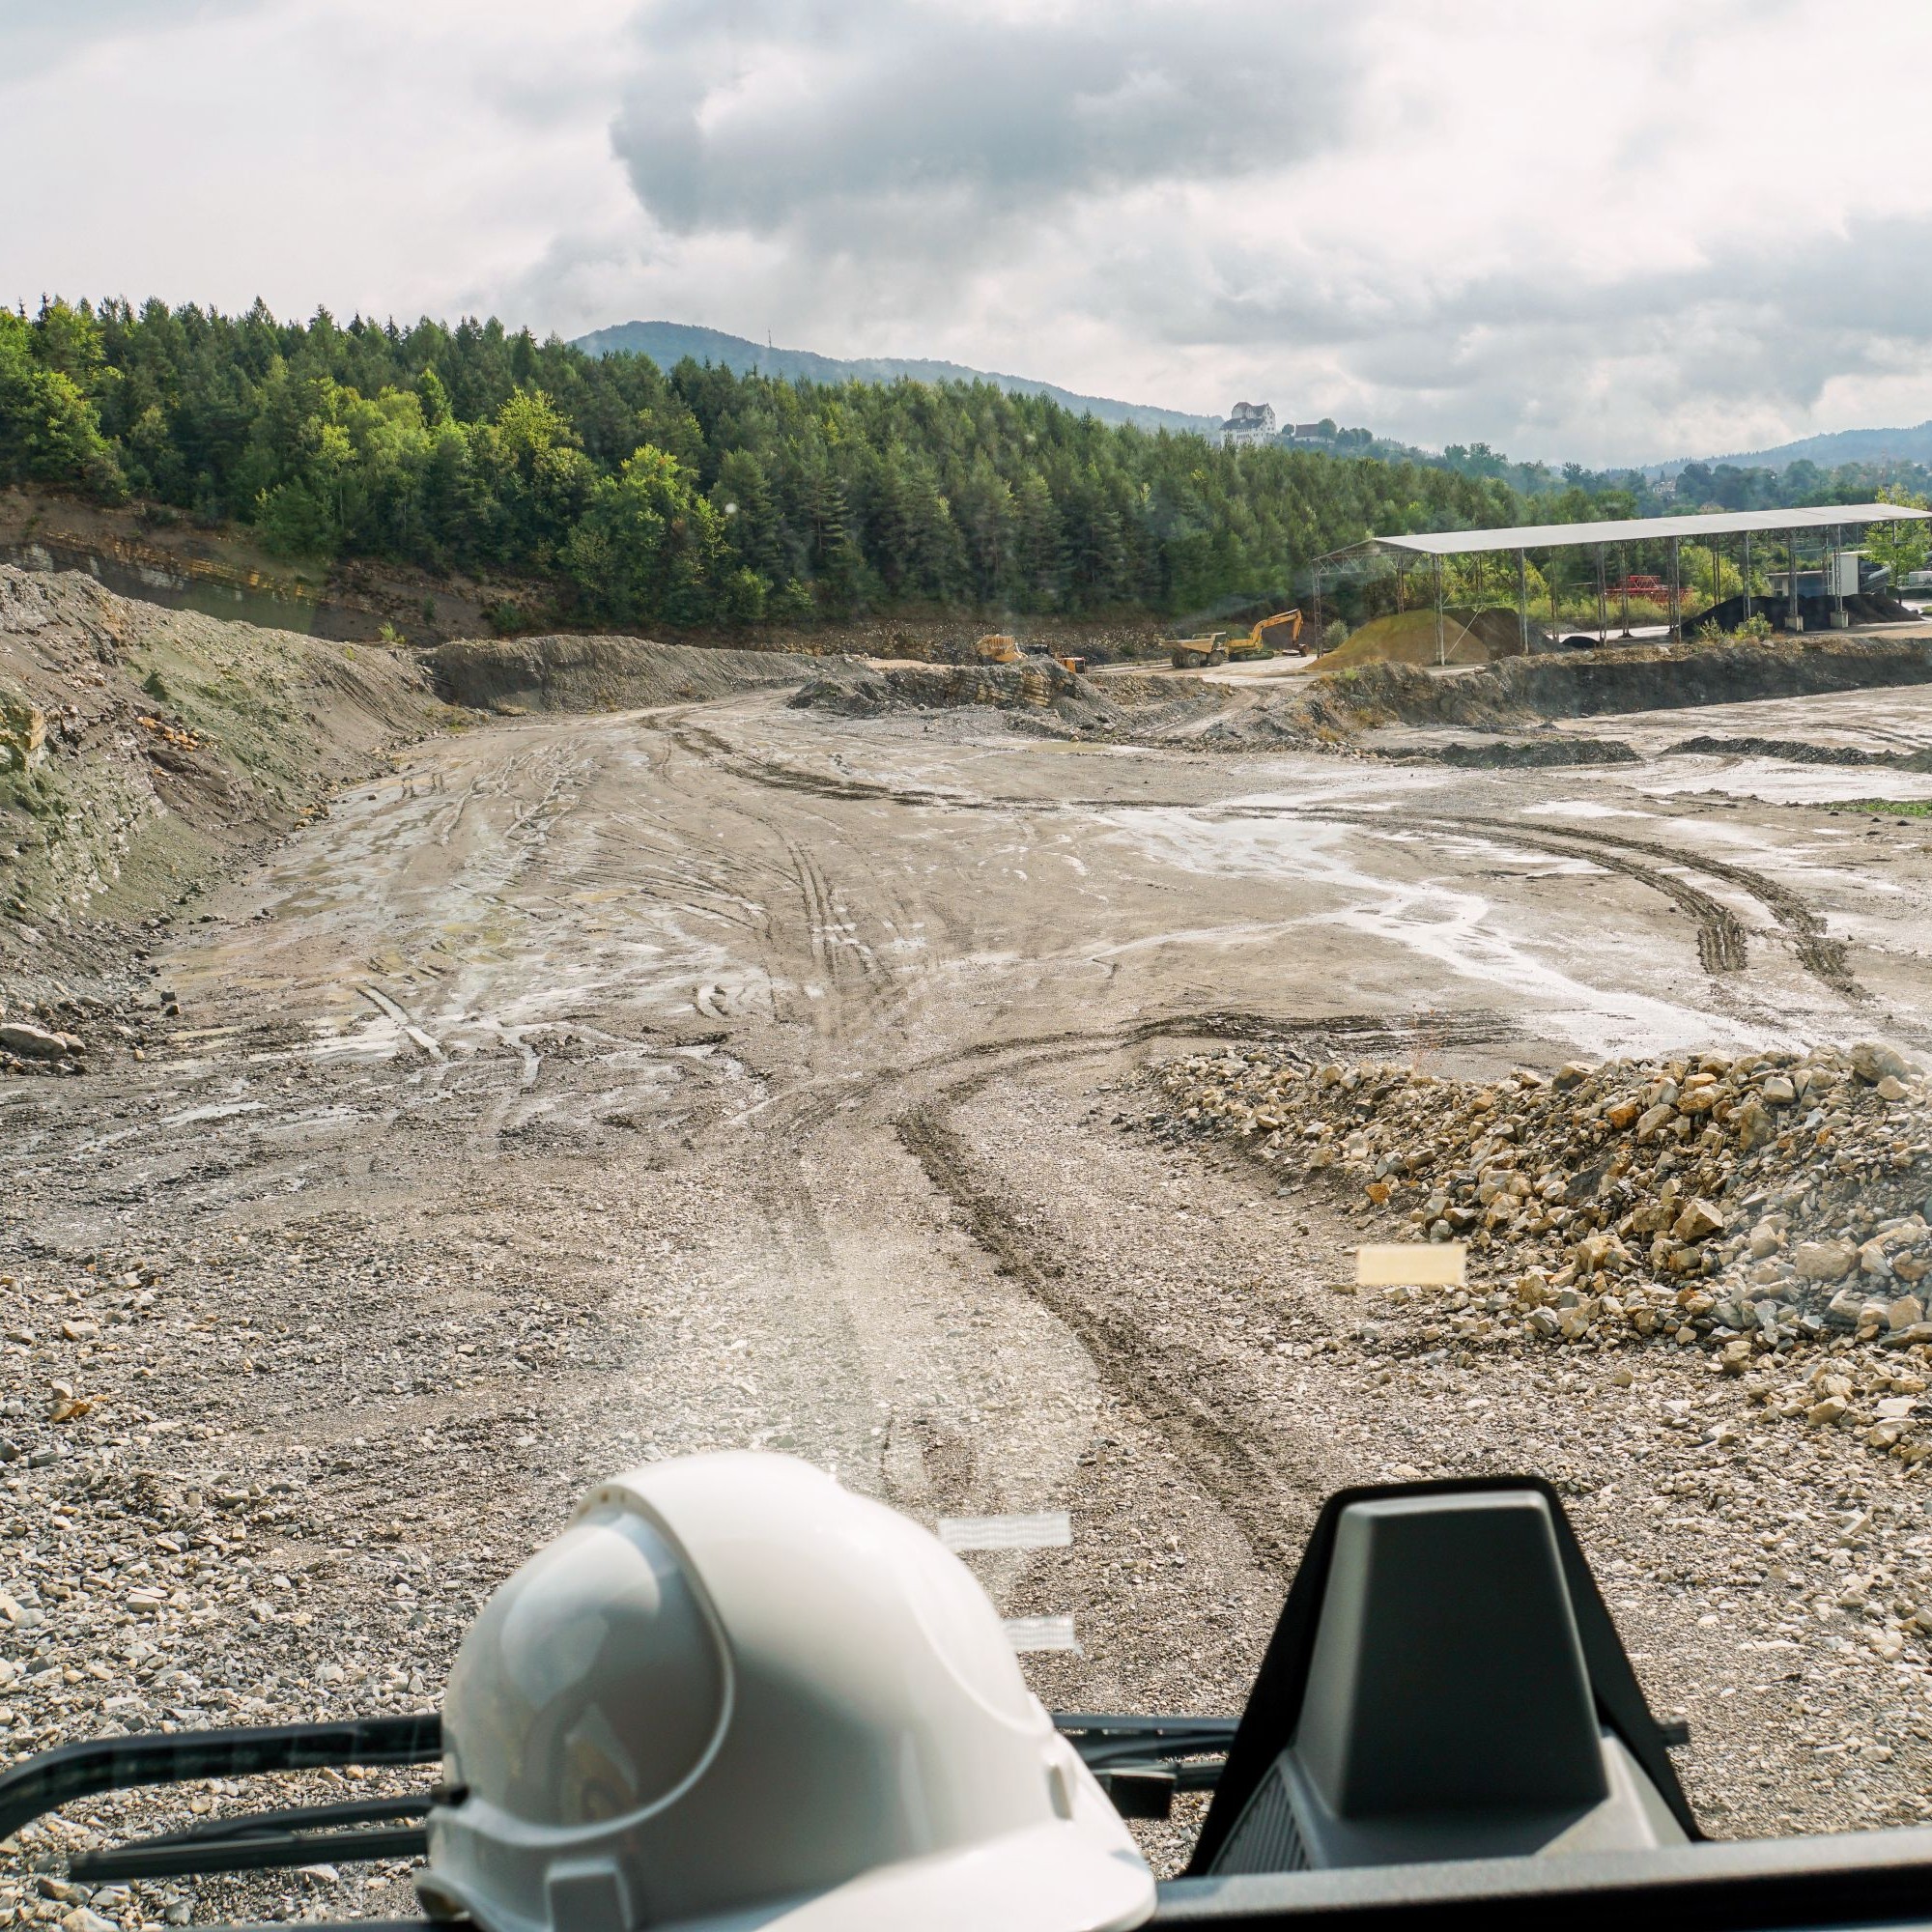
1657;420;1932;475
571;320;1223;437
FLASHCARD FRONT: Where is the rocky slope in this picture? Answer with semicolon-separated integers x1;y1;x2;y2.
1155;1039;1932;1447
0;568;442;1014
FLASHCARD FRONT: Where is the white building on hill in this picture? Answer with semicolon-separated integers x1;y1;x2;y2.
1219;401;1276;448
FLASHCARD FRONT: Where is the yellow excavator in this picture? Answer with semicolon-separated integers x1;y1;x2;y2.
1166;608;1304;669
1231;607;1305;658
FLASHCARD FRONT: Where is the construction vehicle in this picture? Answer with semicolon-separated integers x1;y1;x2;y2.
21;1462;1930;1932
964;637;1086;676
1167;610;1306;670
1227;606;1305;658
970;633;1020;665
1166;631;1230;668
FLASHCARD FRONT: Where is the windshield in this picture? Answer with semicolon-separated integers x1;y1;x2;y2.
5;4;1932;1924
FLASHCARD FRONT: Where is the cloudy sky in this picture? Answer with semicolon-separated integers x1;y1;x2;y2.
8;0;1932;465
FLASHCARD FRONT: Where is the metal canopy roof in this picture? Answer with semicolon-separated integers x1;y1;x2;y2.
1349;501;1932;561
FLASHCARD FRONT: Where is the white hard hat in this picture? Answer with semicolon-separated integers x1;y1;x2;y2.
418;1452;1153;1932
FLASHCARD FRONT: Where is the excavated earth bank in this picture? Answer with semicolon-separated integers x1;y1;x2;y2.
0;566;442;999
426;633;824;714
787;652;1103;720
1193;638;1932;749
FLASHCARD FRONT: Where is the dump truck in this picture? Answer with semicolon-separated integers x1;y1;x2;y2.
1166;632;1230;668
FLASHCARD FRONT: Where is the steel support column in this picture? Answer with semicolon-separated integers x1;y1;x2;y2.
1670;535;1682;640
1619;546;1631;637
1434;555;1446;666
1744;531;1752;622
1596;543;1608;643
1516;549;1529;655
1788;530;1802;631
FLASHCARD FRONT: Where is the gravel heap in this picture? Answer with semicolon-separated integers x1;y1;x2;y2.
1153;1038;1932;1387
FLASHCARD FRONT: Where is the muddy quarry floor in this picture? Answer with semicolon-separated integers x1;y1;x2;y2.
12;580;1932;1919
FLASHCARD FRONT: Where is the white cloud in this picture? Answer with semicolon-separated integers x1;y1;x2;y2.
0;0;637;327
8;0;1932;463
610;0;1354;238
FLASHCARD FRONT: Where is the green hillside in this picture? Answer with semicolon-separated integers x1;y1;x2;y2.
573;319;1222;437
2;297;1626;634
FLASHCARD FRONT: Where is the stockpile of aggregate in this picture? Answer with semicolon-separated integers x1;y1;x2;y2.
1154;1040;1932;1456
1318;607;1538;670
788;653;1102;719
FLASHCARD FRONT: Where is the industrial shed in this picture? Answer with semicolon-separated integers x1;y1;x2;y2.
1315;501;1932;659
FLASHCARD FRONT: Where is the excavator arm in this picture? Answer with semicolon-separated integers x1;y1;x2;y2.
1222;609;1304;659
1248;607;1304;651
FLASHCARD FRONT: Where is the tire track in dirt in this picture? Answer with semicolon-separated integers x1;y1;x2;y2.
1471;812;1861;996
896;1101;1312;1576
780;833;897;1015
661;720;928;1026
671;728;1854;997
737;1007;1520;1143
1521;838;1748;977
884;1008;1520;1576
1334;816;1752;978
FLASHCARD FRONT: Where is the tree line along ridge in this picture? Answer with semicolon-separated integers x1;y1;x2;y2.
4;298;1928;632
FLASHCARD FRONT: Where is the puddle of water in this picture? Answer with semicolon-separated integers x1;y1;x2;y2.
1526;800;1655;820
1096;807;1798;1059
1637;756;1932;806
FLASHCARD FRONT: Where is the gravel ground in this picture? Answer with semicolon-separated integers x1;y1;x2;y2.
953;1061;1932;1846
9;651;1932;1923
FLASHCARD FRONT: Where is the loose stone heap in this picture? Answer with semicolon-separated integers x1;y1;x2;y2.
1154;1039;1932;1372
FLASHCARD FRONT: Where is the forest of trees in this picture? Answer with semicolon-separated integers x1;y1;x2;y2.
0;297;1557;629
4;297;1927;631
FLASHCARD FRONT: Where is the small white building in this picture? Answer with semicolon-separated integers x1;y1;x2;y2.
1219;401;1277;448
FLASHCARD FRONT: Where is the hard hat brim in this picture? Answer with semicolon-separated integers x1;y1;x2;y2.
656;1819;1155;1932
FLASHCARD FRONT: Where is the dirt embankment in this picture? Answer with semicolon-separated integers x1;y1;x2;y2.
1;489;524;648
787;653;1104;720
1488;637;1932;718
766;630;1932;761
1183;637;1932;749
1667;734;1932;772
428;633;825;714
1411;736;1640;768
0;566;441;994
